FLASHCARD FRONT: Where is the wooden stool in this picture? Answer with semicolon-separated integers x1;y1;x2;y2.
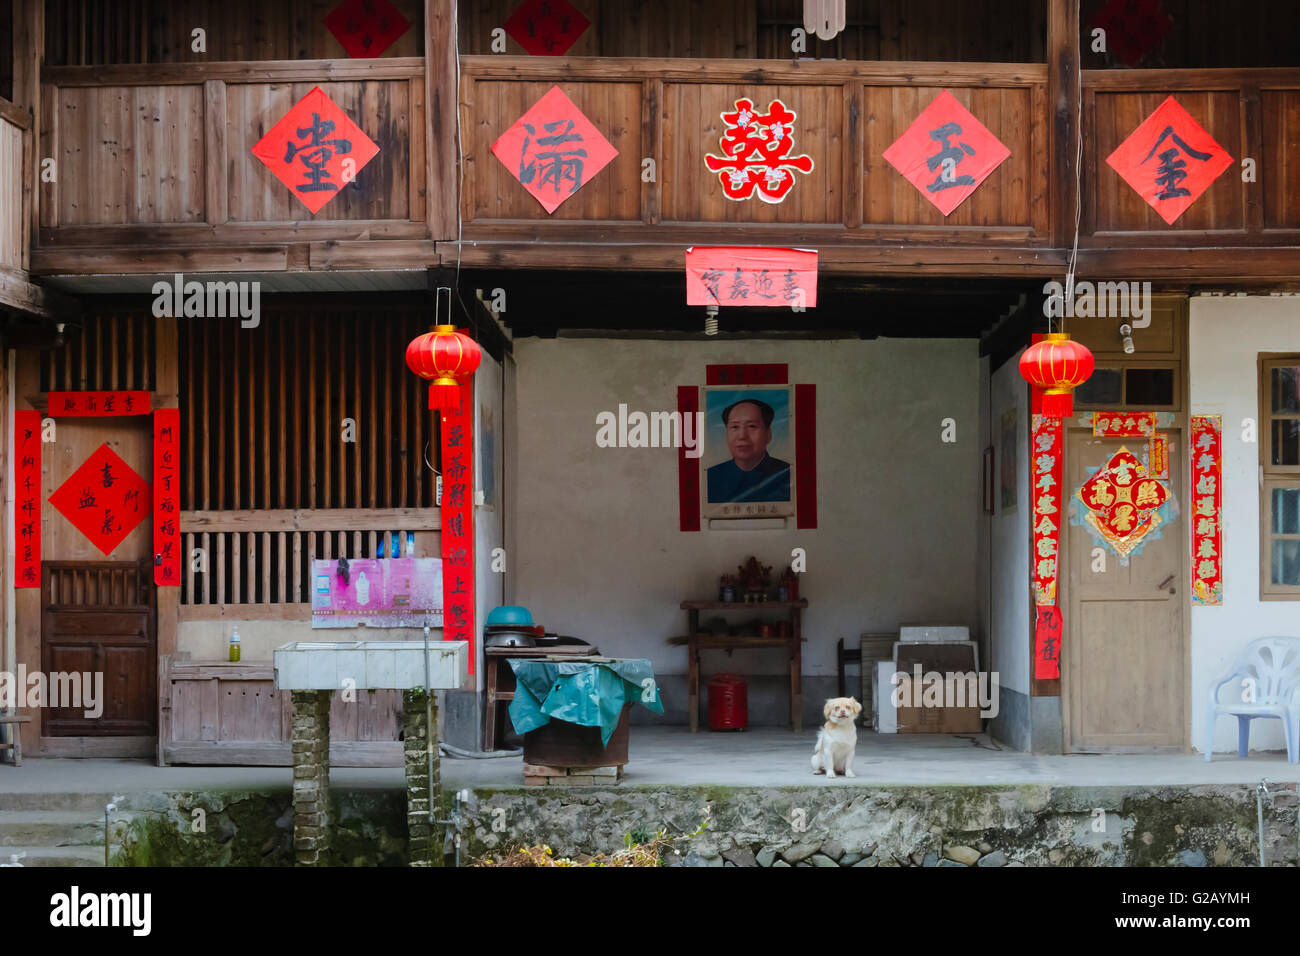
0;715;32;767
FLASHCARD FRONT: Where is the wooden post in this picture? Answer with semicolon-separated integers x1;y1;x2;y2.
155;313;180;764
1047;0;1080;251
13;0;43;266
426;0;459;242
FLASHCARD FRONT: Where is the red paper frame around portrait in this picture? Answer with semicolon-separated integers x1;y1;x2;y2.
678;364;816;531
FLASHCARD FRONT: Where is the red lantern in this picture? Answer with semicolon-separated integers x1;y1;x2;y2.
405;324;482;411
1020;332;1094;418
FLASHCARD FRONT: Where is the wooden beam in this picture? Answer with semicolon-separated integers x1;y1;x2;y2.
30;245;290;275
180;508;442;533
13;0;43;266
426;0;459;241
43;57;425;87
0;267;67;317
307;239;438;270
1047;0;1080;250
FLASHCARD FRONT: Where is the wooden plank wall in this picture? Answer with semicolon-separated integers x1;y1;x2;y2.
461;61;1050;240
1082;71;1300;242
42;71;421;229
457;0;1046;62
44;0;424;66
1080;0;1300;70
0;115;22;268
162;658;403;766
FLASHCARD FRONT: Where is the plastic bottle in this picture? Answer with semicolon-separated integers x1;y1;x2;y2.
229;628;241;662
356;571;371;606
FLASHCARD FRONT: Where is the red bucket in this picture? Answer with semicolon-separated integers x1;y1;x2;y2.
707;673;748;731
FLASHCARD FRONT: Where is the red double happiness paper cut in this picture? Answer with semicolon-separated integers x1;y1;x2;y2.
504;0;589;56
882;90;1010;217
685;247;817;308
49;443;151;556
323;0;411;58
14;410;42;588
1106;96;1233;226
1190;415;1223;605
1031;415;1064;606
704;99;815;204
491;86;618;214
251;86;379;215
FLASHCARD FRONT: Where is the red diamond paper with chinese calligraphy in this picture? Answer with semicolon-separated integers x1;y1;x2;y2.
1191;415;1223;605
14;410;41;588
441;382;475;675
250;86;379;215
704;99;815;204
1091;0;1173;67
504;0;590;56
154;409;181;586
882;90;1011;217
491;86;618;215
685;247;818;308
49;444;151;556
323;0;411;58
1075;447;1170;558
1105;95;1233;226
1031;415;1064;606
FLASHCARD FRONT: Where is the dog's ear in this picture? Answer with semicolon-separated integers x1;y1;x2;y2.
849;697;862;715
823;699;834;720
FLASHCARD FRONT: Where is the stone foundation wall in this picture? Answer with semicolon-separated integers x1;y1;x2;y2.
461;783;1300;867
404;689;443;867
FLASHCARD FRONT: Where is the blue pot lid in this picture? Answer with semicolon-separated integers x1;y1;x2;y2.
486;605;535;627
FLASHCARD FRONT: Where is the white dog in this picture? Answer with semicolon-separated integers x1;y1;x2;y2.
811;697;862;778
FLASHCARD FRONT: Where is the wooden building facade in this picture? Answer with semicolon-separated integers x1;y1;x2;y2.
0;0;1297;762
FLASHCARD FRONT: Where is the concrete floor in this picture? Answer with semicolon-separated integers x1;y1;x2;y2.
2;729;1297;793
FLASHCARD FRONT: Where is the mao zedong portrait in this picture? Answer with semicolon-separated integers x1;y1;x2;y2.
706;399;792;503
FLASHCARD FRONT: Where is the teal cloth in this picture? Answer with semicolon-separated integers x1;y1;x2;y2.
507;658;664;746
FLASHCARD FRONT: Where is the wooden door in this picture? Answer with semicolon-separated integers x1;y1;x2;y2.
41;561;157;736
1063;428;1186;752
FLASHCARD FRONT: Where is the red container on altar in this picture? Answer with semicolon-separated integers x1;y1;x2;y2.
708;674;748;730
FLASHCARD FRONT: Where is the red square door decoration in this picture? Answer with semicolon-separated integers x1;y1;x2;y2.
250;87;379;215
882;90;1010;217
504;0;590;56
491;86;618;214
1091;0;1173;67
1105;96;1233;225
704;99;815;204
323;0;411;58
49;444;151;556
1075;447;1170;558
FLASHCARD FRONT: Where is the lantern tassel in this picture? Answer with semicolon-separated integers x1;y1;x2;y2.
1041;390;1074;419
428;381;462;411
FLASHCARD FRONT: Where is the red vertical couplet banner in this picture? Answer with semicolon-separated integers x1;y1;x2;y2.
794;384;817;529
1030;414;1064;606
153;409;181;586
1034;606;1062;680
1190;415;1223;605
14;410;42;588
440;381;475;675
677;386;701;532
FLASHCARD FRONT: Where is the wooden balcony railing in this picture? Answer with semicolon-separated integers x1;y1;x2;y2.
178;507;441;617
34;58;436;273
455;56;1053;272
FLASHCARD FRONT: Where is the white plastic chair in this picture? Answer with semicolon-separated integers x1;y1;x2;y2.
1204;637;1300;763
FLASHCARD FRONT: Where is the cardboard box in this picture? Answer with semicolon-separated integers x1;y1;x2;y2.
893;643;983;734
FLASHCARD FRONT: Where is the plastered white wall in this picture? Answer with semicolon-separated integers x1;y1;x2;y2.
1189;295;1300;754
989;352;1031;695
511;337;981;679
